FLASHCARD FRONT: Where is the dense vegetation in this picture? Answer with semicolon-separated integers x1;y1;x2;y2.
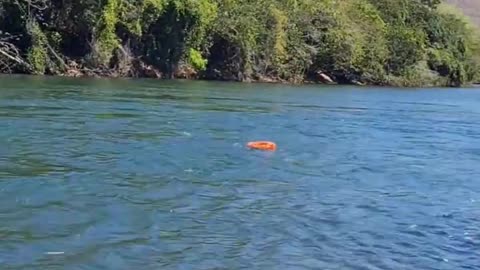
1;0;479;86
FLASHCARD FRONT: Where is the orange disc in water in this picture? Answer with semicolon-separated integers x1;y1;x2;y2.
247;141;277;151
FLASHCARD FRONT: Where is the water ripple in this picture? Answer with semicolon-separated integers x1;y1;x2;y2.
0;77;480;269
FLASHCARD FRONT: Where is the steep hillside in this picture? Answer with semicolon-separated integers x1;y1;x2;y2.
445;0;480;25
1;0;479;86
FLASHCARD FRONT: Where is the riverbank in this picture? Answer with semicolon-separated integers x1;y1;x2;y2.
5;72;480;91
14;65;480;89
1;1;480;87
31;60;342;85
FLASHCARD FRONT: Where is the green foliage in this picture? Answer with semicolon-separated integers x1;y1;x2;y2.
386;61;444;87
188;48;207;71
26;21;48;74
386;26;426;75
270;6;288;63
279;0;388;83
0;0;479;86
437;3;480;83
119;0;166;35
93;0;121;66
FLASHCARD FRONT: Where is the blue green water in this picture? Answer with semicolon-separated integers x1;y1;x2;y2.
1;75;479;269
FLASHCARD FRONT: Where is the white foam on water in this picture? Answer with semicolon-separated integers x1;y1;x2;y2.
46;252;64;255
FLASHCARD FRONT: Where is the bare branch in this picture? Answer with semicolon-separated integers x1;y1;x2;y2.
27;0;48;11
0;41;31;72
13;0;48;17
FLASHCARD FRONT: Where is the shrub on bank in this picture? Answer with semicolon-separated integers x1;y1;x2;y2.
0;0;479;86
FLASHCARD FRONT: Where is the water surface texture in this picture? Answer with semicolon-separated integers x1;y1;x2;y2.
1;76;479;269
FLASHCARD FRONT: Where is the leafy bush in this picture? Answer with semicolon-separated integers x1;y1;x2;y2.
0;0;479;86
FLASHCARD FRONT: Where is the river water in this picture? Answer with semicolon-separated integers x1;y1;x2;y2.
0;75;479;269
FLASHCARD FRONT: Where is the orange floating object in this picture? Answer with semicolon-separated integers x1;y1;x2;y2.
247;141;277;151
